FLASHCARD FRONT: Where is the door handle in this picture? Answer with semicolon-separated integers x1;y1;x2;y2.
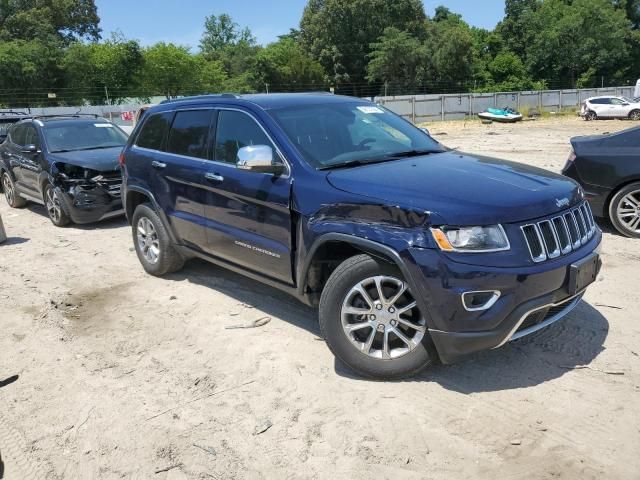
151;161;167;169
204;172;224;182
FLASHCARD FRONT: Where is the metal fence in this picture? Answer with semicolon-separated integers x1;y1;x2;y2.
375;86;638;123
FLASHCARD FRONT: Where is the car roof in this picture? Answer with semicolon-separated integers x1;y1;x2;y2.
154;93;370;112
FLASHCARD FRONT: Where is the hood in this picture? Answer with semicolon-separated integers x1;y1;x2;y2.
48;146;122;172
326;151;582;225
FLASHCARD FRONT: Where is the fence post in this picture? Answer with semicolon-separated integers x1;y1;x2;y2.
559;90;563;112
0;213;6;244
517;92;521;111
469;94;473;116
440;95;445;121
412;97;416;123
493;93;497;108
538;91;542;112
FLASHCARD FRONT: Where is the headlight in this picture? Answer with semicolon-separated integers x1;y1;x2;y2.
431;225;510;252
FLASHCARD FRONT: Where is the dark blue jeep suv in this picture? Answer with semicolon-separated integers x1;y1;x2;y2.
121;93;602;379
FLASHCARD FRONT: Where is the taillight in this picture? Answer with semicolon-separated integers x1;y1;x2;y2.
567;149;576;163
118;152;125;167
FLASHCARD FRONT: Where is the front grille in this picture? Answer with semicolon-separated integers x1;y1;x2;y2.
521;202;596;263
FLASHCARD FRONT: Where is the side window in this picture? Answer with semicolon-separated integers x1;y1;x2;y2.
24;125;40;148
610;98;624;105
10;124;27;146
215;110;274;164
166;110;213;160
135;112;172;151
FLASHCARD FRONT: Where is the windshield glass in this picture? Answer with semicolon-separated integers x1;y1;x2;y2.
268;102;444;169
43;122;128;153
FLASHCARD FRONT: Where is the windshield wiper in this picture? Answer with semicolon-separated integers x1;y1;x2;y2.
318;149;442;170
52;145;122;153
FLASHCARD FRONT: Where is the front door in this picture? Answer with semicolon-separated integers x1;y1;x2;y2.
18;124;45;197
203;109;293;284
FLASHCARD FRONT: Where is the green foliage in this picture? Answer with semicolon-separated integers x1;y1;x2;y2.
300;0;427;93
63;33;143;104
255;37;325;91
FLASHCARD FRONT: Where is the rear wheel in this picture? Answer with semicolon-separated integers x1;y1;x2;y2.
2;172;26;208
629;110;640;121
584;111;597;121
44;183;71;227
132;203;184;276
319;254;433;379
609;182;640;238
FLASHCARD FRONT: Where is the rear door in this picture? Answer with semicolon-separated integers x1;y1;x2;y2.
202;108;294;284
130;109;214;249
594;98;615;117
18;124;45;196
2;124;27;187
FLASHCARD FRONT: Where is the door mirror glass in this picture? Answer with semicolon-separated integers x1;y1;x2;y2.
237;145;285;174
21;144;38;154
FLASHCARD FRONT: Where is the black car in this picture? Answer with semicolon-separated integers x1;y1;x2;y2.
0;115;127;226
121;94;601;379
563;125;640;238
0;110;30;143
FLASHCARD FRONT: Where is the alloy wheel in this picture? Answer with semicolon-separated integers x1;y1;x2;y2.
45;187;62;223
3;174;14;205
137;216;160;264
616;189;640;233
341;275;426;359
631;111;640;121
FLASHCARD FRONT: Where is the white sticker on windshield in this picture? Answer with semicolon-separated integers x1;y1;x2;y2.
95;123;113;127
357;106;384;114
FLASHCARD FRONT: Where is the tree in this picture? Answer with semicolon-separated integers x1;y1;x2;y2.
366;27;427;95
300;0;427;94
199;13;255;55
63;33;143;104
255;37;325;91
141;43;226;98
0;0;101;43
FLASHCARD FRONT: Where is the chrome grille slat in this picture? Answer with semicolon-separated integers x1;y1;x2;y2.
521;202;596;263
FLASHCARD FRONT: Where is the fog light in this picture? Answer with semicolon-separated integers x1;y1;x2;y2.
462;290;501;312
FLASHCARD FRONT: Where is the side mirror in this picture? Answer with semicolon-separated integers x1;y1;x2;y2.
21;144;38;154
237;145;285;175
420;127;430;136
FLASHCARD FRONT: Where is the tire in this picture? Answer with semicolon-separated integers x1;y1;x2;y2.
609;182;640;238
584;111;597;121
319;254;433;380
629;110;640;121
43;183;71;227
1;171;27;208
132;202;184;276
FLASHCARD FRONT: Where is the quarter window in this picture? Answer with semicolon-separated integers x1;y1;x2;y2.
10;124;27;145
136;112;172;151
167;110;213;160
215;110;274;164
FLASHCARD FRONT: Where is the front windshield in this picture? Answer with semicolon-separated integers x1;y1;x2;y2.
269;102;444;169
43;122;128;153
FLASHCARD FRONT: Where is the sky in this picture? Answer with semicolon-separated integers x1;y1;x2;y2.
95;0;506;49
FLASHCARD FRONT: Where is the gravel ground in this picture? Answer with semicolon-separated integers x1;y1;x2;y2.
0;117;639;480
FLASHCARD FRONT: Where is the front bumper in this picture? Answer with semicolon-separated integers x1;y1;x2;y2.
404;231;602;364
58;184;124;224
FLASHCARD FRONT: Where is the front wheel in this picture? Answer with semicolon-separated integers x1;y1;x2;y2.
44;183;70;227
629;110;640;121
319;254;433;379
132;203;184;276
609;182;640;238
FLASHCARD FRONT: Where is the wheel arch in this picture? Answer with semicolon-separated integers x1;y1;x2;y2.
299;233;420;307
125;185;179;245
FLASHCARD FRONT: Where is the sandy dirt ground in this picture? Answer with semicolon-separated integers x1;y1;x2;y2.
1;117;639;480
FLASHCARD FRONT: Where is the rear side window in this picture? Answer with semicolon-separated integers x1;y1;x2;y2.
167;110;213;160
215;110;273;164
10;124;27;145
136;112;172;151
590;98;610;105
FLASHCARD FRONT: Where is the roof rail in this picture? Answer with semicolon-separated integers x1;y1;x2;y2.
0;110;28;116
31;114;103;120
160;93;241;104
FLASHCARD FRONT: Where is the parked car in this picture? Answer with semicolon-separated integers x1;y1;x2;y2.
0;110;30;143
0;115;126;226
563;125;640;238
121;93;602;379
580;96;640;121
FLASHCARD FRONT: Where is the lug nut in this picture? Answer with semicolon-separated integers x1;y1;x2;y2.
390;320;398;327
377;324;385;332
370;315;377;321
389;307;396;314
376;304;383;310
